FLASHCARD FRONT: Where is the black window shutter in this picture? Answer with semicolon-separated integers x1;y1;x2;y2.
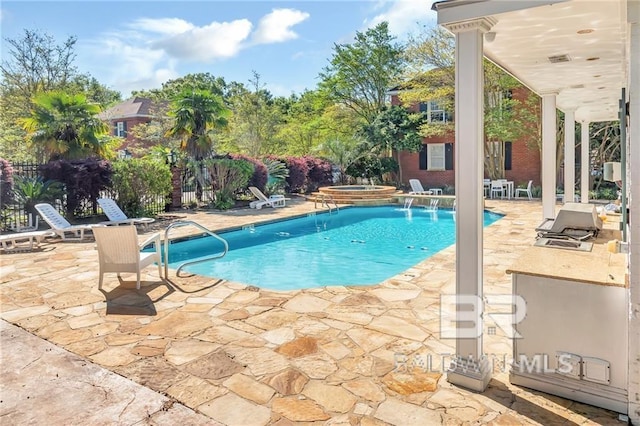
123;121;128;137
419;144;427;170
113;122;118;136
445;143;454;170
504;141;512;170
419;102;428;112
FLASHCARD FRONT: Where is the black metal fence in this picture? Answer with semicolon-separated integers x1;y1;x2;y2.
1;161;170;232
180;166;214;206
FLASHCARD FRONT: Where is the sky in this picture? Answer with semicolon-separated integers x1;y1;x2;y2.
0;1;437;98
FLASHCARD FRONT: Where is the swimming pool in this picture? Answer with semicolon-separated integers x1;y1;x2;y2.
165;206;503;291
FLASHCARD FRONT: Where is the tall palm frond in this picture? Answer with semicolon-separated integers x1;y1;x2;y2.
20;91;109;160
167;89;231;161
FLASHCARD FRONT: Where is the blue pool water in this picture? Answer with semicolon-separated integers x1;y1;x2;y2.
165;207;502;291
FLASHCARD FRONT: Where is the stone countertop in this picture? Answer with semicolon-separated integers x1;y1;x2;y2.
506;226;628;288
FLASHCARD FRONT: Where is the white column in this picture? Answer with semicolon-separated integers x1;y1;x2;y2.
541;93;558;219
564;110;576;203
445;17;494;393
581;121;590;203
627;1;640;423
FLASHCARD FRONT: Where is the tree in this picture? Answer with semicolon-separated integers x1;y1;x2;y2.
167;88;231;160
222;72;284;157
401;25;455;121
402;23;537;180
133;72;227;100
167;88;231;202
0;29;120;161
129;101;178;156
315;136;369;184
111;157;172;217
318;22;404;125
363;105;426;182
66;74;122;108
1;30;77;98
275;90;360;156
20;91;113;161
588;121;620;192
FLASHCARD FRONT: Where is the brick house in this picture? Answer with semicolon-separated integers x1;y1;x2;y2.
389;86;542;191
98;97;156;150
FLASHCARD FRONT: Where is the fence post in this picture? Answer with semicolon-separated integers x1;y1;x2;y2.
171;167;182;208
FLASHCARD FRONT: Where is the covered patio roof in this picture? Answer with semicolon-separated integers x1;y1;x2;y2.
435;0;628;122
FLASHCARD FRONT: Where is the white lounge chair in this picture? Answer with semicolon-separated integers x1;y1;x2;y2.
93;225;162;290
408;179;432;195
34;203;96;241
0;230;55;251
248;186;289;209
97;198;155;228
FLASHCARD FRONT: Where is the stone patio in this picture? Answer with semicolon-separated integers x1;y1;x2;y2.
0;199;626;425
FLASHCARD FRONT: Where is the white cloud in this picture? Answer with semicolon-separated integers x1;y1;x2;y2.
364;0;436;37
128;18;195;35
81;36;175;96
85;10;310;95
251;8;310;45
152;19;253;61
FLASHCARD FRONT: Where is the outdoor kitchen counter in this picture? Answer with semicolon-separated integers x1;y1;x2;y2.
506;226;627;288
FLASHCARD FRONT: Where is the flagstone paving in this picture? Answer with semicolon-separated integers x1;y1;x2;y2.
0;198;626;425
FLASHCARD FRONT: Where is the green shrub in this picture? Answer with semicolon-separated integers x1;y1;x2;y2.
12;176;64;217
111;158;172;217
40;158;112;217
203;158;253;210
263;158;289;195
592;187;619;200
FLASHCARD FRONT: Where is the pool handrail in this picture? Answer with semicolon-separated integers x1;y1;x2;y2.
164;220;229;278
314;193;339;214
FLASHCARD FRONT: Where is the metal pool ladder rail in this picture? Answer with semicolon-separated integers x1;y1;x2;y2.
314;194;339;214
164;220;229;278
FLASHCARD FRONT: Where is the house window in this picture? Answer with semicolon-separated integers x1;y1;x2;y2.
419;143;454;171
419;101;450;123
428;144;445;170
115;121;127;137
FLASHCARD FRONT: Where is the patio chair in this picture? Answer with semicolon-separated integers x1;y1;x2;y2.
515;180;533;200
97;198;155;228
408;179;432;195
483;179;491;197
490;180;505;199
93;225;162;290
34;203;96;241
248;187;289;209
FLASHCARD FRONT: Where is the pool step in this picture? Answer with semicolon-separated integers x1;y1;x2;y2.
308;193;398;204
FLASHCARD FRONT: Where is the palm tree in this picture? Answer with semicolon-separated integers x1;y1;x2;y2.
316;137;369;184
20;91;110;161
167;89;231;160
167;89;231;201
